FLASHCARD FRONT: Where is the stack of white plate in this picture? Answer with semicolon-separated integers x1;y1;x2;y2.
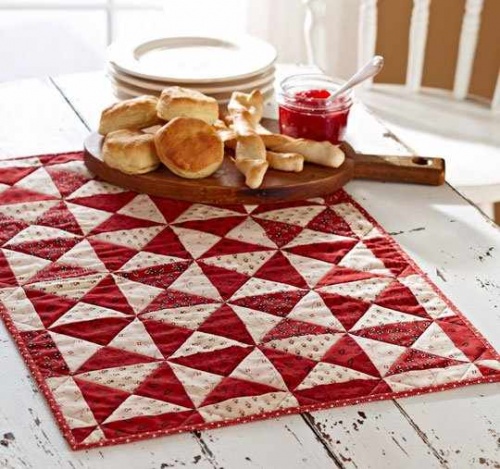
107;36;277;104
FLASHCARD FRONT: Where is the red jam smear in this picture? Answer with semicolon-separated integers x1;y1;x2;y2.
278;88;350;144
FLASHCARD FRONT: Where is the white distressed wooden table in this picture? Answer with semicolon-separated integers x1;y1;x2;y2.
0;71;499;469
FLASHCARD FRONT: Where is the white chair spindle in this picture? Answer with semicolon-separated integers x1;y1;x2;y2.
358;0;378;87
406;0;431;92
454;0;484;100
303;0;326;68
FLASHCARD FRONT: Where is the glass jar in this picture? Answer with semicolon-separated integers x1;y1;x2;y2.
277;74;353;145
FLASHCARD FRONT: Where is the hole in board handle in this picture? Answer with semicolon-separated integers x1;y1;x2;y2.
412;157;432;166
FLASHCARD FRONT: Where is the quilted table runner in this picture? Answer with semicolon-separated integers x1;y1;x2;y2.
0;152;499;450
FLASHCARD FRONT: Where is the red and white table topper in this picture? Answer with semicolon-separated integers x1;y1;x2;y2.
0;151;498;450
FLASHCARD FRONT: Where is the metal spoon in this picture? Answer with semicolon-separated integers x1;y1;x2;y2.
328;56;384;101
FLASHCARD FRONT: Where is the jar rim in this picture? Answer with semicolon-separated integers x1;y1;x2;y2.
278;73;353;112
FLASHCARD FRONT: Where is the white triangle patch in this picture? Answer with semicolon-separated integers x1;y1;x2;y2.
254;205;325;227
283;252;333;288
6;224;78;246
119;251;184;272
169;262;222;301
318;277;393;302
141;303;221;330
50;302;129;328
284;228;353;249
103;395;190;423
27;273;106;301
171;226;221;259
230;348;288;391
170;330;247;359
108;318;164;359
201;250;275;277
1;287;45;331
351;335;406;376
265;333;344;361
338;242;393;276
76;361;161;393
118;194;166;224
297;362;378;390
287;291;345;330
1;248;51;284
113;274;163;314
0;200;58;223
82;427;106;445
91;226;163;250
169;363;223;407
15;167;60;198
65;202;113;235
225;218;277;248
411;322;469;362
230;305;282;343
173;203;243;224
57;239;107;272
49;331;102;372
400;275;449;319
351;304;427;331
231;277;300;301
67;179;126;198
332;203;374;238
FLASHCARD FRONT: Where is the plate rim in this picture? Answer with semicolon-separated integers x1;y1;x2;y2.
107;35;278;84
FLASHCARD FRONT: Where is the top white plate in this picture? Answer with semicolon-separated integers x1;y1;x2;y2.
108;36;278;84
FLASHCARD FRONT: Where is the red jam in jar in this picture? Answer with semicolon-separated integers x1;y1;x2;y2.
277;74;353;144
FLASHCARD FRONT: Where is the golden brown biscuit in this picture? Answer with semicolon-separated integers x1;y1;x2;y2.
102;129;160;174
98;96;162;135
154;117;224;179
156;87;219;125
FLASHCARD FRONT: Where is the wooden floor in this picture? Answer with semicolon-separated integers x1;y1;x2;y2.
0;72;499;469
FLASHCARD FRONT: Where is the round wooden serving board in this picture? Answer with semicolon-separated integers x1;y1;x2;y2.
84;132;355;204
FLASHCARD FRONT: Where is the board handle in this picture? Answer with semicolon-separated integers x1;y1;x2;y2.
352;153;446;186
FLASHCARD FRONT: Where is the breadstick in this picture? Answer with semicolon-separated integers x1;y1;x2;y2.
266;151;304;172
234;158;269;189
261;134;345;169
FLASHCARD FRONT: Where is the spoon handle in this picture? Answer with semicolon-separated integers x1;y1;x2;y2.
329;56;384;100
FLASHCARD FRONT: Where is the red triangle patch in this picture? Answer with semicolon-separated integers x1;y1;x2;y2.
50;317;133;346
0;216;27;245
0;186;57;205
351;320;432;347
8;237;81;261
75;378;130;423
364;238;410;276
307;208;356;238
198;305;255;345
319;292;371;330
46;168;90;198
29;262;97;283
141;319;194;358
0;166;36;185
35;201;84;236
437;317;489;362
375;281;430;319
120;261;191;290
198;262;249;300
322;334;380;377
69;192;136;213
142;226;191;259
90;213;161;235
316;266;378;287
20;330;70;378
260;346;317;390
70;426;98;444
201;376;281;407
40;152;82;165
81;276;135;315
262;318;331;343
76;345;158;373
149;197;191;223
25;289;77;328
201;238;273;258
135;362;194;408
169;345;253;377
141;290;214;313
230;290;307;317
386;348;465;376
88;239;138;272
285;239;358;264
254;251;308;289
176;216;244;237
252;217;303;248
0;250;19;286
